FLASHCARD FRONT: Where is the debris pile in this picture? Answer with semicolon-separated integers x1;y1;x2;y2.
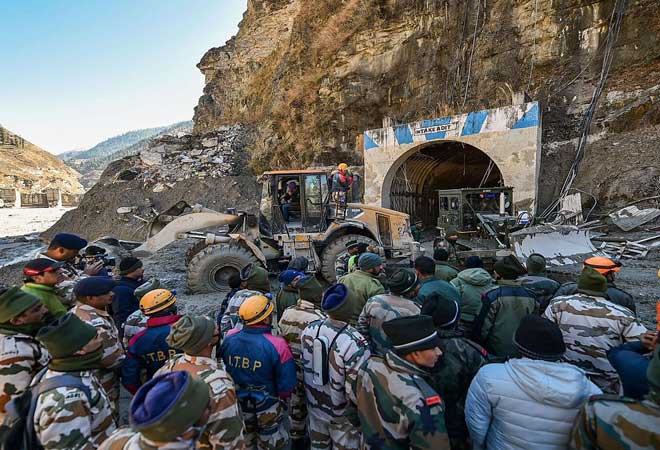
128;124;252;193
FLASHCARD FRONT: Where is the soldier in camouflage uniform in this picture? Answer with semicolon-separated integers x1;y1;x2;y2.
422;294;488;450
71;277;126;413
355;315;450;449
301;283;371;450
545;267;647;394
357;269;421;355
155;315;245;450
34;313;117;449
220;264;271;336
100;371;213;450
0;287;50;420
570;345;660;449
338;253;385;325
279;274;326;449
335;240;360;279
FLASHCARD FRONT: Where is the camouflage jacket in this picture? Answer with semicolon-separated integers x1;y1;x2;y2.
337;270;385;325
301;319;370;420
220;289;263;336
355;351;450;450
99;426;201;449
71;303;125;406
554;282;636;313
430;330;488;448
0;329;50;420
154;354;245;450
570;393;660;450
356;294;421;356
544;294;647;394
279;299;326;378
33;369;117;450
335;251;351;279
122;309;148;349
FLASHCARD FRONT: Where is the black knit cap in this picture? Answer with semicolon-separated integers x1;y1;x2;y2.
383;315;440;354
119;257;143;275
513;315;566;361
421;294;460;330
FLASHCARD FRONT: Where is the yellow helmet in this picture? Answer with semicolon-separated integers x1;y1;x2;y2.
239;295;274;326
338;163;348;171
140;289;176;316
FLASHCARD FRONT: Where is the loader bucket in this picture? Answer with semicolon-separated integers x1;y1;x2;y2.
133;212;241;257
510;225;597;266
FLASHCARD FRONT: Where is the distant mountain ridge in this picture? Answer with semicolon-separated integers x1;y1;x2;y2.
0;126;84;196
61;120;193;188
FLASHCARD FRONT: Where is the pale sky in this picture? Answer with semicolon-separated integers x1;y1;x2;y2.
0;0;247;154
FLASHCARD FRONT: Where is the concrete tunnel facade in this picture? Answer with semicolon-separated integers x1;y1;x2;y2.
362;101;541;224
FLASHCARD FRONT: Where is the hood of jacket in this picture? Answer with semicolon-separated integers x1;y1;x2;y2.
457;268;493;287
505;358;595;408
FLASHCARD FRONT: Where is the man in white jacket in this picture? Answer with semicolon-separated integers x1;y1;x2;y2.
465;315;601;450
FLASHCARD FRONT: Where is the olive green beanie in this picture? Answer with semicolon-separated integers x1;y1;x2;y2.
295;276;324;306
246;265;271;294
166;315;216;355
577;266;608;297
0;287;40;323
36;313;97;358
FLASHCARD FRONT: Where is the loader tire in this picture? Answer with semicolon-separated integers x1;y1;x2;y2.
186;240;209;264
320;234;378;282
187;242;259;293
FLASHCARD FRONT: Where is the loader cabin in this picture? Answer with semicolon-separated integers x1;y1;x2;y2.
260;170;330;234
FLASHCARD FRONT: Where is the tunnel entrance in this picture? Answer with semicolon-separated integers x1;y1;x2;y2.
388;141;503;226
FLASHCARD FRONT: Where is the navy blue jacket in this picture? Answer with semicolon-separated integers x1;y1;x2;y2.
122;314;181;393
112;276;142;329
221;325;297;411
607;340;651;399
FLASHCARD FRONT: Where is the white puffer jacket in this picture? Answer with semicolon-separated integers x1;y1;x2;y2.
465;358;601;450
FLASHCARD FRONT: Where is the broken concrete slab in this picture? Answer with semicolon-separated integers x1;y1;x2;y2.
609;205;660;232
511;224;597;265
139;150;163;166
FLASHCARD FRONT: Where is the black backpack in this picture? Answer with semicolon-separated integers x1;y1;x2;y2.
0;369;92;450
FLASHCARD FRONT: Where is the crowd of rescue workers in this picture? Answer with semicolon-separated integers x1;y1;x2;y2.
0;230;658;450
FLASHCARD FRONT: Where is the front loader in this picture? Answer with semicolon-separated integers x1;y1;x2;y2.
134;170;420;293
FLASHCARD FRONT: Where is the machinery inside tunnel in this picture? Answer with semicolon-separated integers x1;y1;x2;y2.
388;141;503;226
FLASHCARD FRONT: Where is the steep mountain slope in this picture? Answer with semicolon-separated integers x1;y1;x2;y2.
194;0;660;209
0;126;83;195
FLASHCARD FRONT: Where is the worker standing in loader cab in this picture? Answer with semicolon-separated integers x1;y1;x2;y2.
331;163;353;207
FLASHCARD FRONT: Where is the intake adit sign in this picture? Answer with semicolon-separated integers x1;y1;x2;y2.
413;122;458;136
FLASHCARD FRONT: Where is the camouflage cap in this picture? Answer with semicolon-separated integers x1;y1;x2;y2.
0;287;40;323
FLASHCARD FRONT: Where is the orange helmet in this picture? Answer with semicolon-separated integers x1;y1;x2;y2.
584;256;621;275
239;295;274;326
338;163;348;171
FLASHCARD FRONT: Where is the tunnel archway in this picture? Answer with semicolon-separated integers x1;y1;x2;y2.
383;141;504;226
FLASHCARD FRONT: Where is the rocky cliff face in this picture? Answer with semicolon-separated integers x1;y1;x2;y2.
0;126;84;196
194;0;660;209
